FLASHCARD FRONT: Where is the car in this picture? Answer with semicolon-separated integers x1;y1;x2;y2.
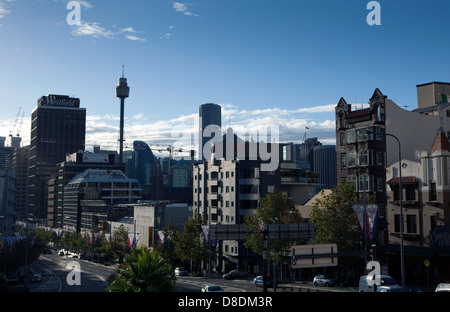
202;285;224;292
223;269;246;280
31;274;42;283
377;285;404;292
359;275;398;292
253;276;276;288
58;251;65;256
401;286;423;292
174;267;188;276
313;274;336;287
435;283;450;292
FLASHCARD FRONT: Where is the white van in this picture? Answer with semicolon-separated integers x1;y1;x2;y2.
435;283;450;292
359;275;399;292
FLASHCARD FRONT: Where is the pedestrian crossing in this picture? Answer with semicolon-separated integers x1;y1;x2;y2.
177;277;246;292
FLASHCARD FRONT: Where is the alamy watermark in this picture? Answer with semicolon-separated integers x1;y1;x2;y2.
366;260;381;285
66;261;81;286
169;116;280;171
366;1;381;26
66;1;81;26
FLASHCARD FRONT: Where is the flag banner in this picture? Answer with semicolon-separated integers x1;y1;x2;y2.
352;204;378;242
158;231;166;243
201;225;209;241
366;205;378;242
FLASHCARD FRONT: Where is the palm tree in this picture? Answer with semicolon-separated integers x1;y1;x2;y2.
108;247;176;292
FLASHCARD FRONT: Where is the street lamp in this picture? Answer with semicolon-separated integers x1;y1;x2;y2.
384;133;405;288
365;129;405;287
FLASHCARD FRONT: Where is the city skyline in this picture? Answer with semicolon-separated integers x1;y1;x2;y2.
1;1;450;153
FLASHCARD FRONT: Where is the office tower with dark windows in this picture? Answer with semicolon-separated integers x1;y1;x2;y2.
28;94;86;223
199;103;221;161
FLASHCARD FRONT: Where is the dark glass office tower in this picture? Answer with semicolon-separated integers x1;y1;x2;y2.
28;95;86;223
199;103;221;161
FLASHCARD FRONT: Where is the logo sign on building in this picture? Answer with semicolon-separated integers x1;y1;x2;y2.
430;226;450;248
82;154;109;164
38;94;80;108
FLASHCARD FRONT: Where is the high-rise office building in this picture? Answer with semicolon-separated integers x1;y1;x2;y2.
14;145;30;222
313;144;337;191
28;94;86;223
199;103;221;161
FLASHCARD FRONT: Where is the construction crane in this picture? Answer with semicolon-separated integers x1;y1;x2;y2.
16;110;25;137
9;107;21;139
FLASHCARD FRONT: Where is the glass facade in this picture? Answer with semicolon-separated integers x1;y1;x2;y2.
28;95;86;222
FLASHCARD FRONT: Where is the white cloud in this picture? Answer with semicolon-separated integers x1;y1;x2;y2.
0;1;12;19
71;22;114;38
70;21;147;42
81;103;337;153
77;0;93;9
172;2;198;16
125;35;146;42
6;104;336;154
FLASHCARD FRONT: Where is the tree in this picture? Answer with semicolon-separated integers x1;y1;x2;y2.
109;224;130;263
108;246;176;292
309;180;375;252
244;190;303;260
154;223;178;267
172;214;208;273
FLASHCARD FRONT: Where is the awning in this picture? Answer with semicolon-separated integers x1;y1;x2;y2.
387;176;419;184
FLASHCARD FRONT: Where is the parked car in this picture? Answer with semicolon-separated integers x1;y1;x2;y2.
377;285;404;292
174;267;188;276
359;275;398;292
401;286;423;292
253;276;277;288
435;283;450;292
31;274;42;283
202;285;224;292
313;274;336;287
223;269;246;280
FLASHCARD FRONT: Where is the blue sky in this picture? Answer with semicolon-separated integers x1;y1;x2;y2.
1;0;450;154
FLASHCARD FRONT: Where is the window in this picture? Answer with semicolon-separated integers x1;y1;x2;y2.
394;214;401;233
406;185;416;201
407;215;417;234
347;151;357;167
357;127;373;142
346;129;356;143
390;185;400;200
340;132;346;145
358;150;372;166
377;177;384;192
376;152;383;166
430;182;437;201
347;176;357;191
340;153;347;169
359;175;374;192
268;185;275;193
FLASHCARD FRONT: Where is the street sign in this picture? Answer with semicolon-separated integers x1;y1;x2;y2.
291;244;338;268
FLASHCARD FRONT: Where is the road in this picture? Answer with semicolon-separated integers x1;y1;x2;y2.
27;252;356;293
27;252;115;292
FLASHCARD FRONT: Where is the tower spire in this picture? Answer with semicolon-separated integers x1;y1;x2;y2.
116;66;130;164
